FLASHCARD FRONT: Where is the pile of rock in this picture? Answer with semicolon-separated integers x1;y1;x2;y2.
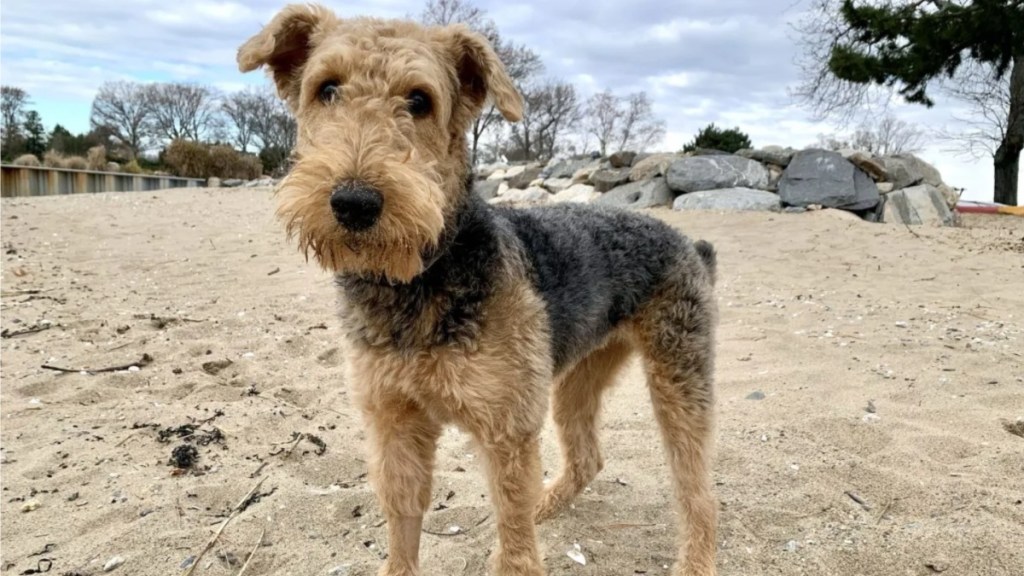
477;146;959;226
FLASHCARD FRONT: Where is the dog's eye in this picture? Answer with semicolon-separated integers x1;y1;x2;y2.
406;89;432;117
318;80;341;104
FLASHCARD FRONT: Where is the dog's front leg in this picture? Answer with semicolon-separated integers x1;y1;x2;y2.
476;433;545;576
362;394;442;576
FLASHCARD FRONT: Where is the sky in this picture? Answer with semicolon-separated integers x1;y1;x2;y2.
0;0;1017;204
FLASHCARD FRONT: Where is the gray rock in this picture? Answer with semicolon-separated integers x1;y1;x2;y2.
490;186;550;204
507;166;542;190
551;184;599;204
542;156;594;179
667;156;770;193
630;153;678;182
222;179;244;188
473;179;501;201
840;150;888;181
778;149;879;211
542;178;573;193
746;391;766;400
609;150;637;168
737;146;796;167
595;178;673;209
690;148;733;156
475;162;508;179
881;153;943;190
672;188;781;212
206;177;221;188
880;184;955;226
245;177;275;187
590;168;632;192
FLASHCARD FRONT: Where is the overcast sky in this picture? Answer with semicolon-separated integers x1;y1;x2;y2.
1;0;1017;203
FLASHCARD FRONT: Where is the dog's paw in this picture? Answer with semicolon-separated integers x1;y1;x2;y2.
376;561;418;576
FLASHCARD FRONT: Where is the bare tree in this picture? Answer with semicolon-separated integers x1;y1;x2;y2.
146;83;222;143
584;90;666;156
815;115;925;155
221;87;267;153
508;80;581;161
937;62;1014;158
417;0;542;164
2;86;30;157
89;81;151;159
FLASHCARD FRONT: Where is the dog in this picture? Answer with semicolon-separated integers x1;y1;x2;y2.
238;5;719;575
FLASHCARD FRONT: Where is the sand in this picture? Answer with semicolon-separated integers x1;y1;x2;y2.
1;187;1022;576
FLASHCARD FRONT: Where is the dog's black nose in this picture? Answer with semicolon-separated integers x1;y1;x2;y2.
330;181;383;231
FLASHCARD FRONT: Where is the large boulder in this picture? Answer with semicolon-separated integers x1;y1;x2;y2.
551;184;600;204
476;162;507;179
840;150;888;181
737;146;796;167
542;156;595;179
881;184;955;226
666;155;770;193
507;166;542;190
542;178;573;193
594;178;674;209
490;186;551;204
673;188;781;212
609;150;637;168
629;153;677;182
591;168;632;192
778;149;879;211
474;179;501;201
881;153;943;190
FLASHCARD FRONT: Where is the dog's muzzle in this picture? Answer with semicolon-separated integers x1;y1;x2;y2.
330;181;383;231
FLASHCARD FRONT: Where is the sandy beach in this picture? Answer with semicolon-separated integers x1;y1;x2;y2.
1;187;1022;576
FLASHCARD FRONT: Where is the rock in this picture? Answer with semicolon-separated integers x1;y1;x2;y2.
673;188;781;212
880;184;955;226
327;565;353;576
486;169;507;181
206;177;221;188
245;177;275;187
777;149;879;211
937;183;960;209
571;164;600;185
542;178;573;193
507;166;542;190
667;156;770;193
595;178;673;209
881;153;943;190
839;150;888;181
103;556;125;572
504;165;526;179
630;153;677;182
473;179;501;201
497;182;509;196
222;179;244;188
475;162;507;179
609;150;637;168
877;182;894;193
551;184;600;204
766;165;784;192
490;186;551;204
746;391;766;400
689;148;733;156
737;146;796;167
590;168;632;192
542;156;594;179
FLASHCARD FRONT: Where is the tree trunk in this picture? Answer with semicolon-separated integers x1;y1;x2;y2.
994;55;1024;206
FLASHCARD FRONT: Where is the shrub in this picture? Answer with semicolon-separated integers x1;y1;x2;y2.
42;150;65;167
12;154;40;167
63;156;89;170
259;146;292;177
164;140;263;179
163;139;208;178
208;145;263;180
682;123;752;154
121;160;143;174
86;145;108;170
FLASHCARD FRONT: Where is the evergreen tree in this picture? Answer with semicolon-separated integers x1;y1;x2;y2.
682;123;752;154
22;111;47;157
826;0;1024;205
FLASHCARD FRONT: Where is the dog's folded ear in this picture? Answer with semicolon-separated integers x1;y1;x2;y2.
237;3;336;105
444;26;524;122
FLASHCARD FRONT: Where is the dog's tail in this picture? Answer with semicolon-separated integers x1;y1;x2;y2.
694;240;717;285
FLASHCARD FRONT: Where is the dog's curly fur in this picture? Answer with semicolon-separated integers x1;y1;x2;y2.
239;5;719;575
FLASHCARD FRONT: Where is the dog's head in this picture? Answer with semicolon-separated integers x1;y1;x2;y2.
237;4;522;282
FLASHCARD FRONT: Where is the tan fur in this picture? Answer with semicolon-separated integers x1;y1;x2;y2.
238;6;717;575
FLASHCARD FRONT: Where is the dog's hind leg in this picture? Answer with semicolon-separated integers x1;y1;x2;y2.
632;263;718;576
535;335;633;522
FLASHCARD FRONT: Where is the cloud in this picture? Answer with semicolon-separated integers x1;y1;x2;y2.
0;0;1014;201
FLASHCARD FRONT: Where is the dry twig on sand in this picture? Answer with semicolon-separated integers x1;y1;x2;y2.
182;477;266;576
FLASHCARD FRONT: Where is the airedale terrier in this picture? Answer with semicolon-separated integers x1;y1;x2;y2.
238;5;719;575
